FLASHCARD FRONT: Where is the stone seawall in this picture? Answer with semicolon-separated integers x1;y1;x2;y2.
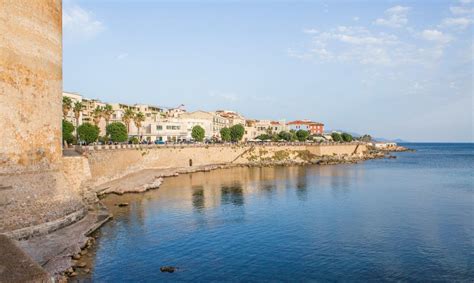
84;143;367;187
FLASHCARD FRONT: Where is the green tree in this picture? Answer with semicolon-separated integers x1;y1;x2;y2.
331;132;342;142
134;111;146;139
62;97;72;118
77;123;100;144
191;125;205;142
256;134;271;141
230;124;245;142
106;122;128;142
220;127;231;142
278;131;292;141
296;130;309;141
92;106;103;126
122;108;135;133
102;104;114;126
62;119;75;144
341;132;353;142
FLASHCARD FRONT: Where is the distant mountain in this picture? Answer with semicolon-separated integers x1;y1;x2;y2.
373;137;408;143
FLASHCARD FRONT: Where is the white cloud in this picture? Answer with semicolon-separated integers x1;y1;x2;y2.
440;17;473;29
421;29;452;44
459;0;473;4
117;53;129;60
353;16;360;22
303;28;319;34
63;3;105;41
374;5;411;28
450;6;474;14
209;91;238;102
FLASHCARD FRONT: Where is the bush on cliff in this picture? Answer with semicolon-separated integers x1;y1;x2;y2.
230;124;245;142
62;119;75;144
106;122;128;142
341;133;353;142
256;134;271;141
296;130;309;142
220;127;231;142
191;125;205;142
77;123;100;144
331;132;342;142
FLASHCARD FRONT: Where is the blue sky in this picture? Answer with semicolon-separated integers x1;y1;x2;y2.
63;0;473;142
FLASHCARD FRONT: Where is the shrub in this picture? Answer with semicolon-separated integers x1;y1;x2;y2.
230;124;245;142
331;132;342;142
106;122;128;142
62;120;75;144
256;134;271;141
191;125;205;142
129;137;139;144
77;123;100;144
341;132;353;142
220;127;231;142
296;130;309;142
278;131;292;141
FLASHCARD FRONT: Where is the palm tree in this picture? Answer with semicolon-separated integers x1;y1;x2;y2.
92;106;103;126
62;97;72;119
134;111;146;140
73;101;84;140
102;104;114;126
122;108;135;134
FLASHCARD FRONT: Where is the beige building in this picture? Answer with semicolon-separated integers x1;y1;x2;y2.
244;119;287;141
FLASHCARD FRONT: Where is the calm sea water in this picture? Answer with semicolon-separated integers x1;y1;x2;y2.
83;143;473;282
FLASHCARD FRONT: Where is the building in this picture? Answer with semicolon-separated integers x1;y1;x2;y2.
287;120;324;135
243;120;287;141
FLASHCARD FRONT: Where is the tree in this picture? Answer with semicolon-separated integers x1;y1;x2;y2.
62;119;75;145
92;106;103;126
278;131;292;141
106;122;128;142
77;123;100;144
341;132;353;142
256;134;271;141
230;124;245;142
62;97;72;119
102;104;114;126
220;127;231;142
72;101;84;139
331;132;342;142
122;108;135;133
191;125;205;142
358;134;372;142
134;111;145;139
296;130;309;141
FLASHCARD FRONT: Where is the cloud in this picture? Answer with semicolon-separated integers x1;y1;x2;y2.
450;5;474;14
117;53;129;60
374;5;411;28
209;91;238;102
459;0;473;4
63;3;105;41
440;17;473;29
421;29;452;44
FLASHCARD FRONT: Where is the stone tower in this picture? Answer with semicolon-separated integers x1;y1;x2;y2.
0;0;84;238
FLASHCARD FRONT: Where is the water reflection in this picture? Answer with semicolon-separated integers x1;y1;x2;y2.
221;183;244;207
191;186;205;212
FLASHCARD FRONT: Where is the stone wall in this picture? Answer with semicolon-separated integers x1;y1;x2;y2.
85;143;367;187
0;1;85;237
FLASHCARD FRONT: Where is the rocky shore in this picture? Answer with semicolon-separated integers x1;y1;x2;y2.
16;145;410;281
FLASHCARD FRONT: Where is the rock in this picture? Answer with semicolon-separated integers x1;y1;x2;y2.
75;262;87;268
160;266;177;273
80;250;87;256
84;268;91;274
117;203;129;207
65;267;74;274
72;254;81;260
69;272;78;277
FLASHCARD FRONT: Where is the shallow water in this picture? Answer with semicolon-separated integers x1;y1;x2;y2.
81;143;473;282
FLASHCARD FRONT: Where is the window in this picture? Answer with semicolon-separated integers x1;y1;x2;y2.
156;125;163;130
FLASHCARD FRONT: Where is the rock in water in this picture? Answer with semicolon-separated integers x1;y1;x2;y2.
160;266;177;273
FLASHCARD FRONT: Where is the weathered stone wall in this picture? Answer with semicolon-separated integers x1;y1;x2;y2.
85;144;367;186
0;1;85;237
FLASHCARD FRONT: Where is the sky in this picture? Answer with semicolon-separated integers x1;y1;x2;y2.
63;0;473;142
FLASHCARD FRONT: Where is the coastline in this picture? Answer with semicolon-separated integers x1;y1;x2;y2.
16;145;410;281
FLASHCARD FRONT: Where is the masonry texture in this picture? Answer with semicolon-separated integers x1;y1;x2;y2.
0;0;84;236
